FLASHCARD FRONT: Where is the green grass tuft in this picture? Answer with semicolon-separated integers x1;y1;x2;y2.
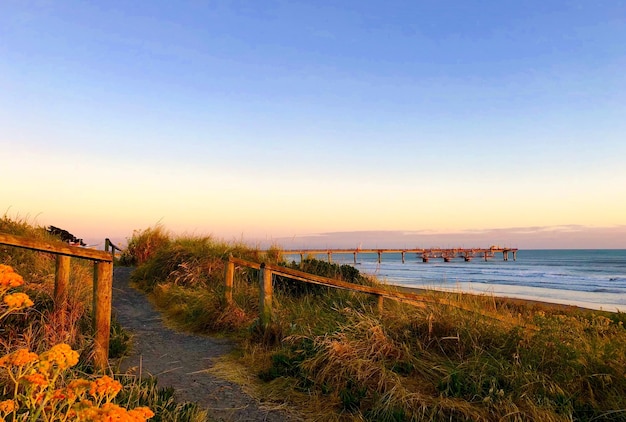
114;375;208;422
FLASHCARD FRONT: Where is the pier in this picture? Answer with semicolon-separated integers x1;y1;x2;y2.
281;247;518;264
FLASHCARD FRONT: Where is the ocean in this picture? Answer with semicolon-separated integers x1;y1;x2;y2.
285;250;626;312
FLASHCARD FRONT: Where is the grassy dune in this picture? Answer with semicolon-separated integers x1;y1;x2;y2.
126;227;626;421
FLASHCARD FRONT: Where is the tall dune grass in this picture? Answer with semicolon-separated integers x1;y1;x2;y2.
127;228;277;334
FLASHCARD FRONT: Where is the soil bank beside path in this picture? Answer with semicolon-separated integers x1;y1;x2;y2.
112;267;297;422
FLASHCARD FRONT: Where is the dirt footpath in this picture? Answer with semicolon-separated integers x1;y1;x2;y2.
112;267;296;421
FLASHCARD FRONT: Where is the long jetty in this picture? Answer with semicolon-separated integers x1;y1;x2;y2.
281;247;518;264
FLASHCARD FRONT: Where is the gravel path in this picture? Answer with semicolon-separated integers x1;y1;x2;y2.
112;267;296;421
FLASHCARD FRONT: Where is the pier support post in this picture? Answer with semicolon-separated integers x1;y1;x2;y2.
401;251;405;263
353;252;357;264
327;252;332;263
513;251;517;261
377;251;382;263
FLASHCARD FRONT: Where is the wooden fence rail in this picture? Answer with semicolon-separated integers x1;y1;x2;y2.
225;256;521;328
0;232;114;371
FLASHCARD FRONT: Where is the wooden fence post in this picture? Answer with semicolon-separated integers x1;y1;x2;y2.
105;238;116;261
54;255;70;327
93;261;113;371
224;259;234;305
377;294;384;314
259;263;272;327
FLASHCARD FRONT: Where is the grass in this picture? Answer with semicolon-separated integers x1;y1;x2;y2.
114;375;208;421
118;227;626;420
0;216;208;421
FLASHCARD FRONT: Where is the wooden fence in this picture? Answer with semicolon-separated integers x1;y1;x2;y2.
224;256;521;328
0;232;114;371
104;238;123;260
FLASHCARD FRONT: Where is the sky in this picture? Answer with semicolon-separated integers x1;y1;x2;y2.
1;0;625;249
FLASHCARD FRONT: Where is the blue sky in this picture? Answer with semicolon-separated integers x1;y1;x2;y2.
1;1;625;248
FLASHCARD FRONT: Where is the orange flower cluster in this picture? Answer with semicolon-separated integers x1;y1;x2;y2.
3;292;34;309
0;399;15;413
66;379;93;400
90;375;123;399
0;348;38;367
0;266;155;421
0;264;24;289
0;399;16;422
0;344;154;421
0;346;155;421
38;343;80;373
0;265;32;321
22;372;49;388
74;402;155;422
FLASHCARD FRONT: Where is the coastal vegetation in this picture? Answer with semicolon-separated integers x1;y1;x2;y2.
0;216;208;421
3;218;626;421
125;226;626;421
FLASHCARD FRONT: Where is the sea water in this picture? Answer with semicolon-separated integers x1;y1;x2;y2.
285;250;626;312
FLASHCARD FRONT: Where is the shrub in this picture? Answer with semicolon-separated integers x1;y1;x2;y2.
130;233;270;292
275;258;373;297
120;225;171;266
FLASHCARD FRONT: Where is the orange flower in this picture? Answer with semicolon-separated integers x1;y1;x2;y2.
0;348;38;367
74;402;116;421
0;265;24;288
50;388;68;402
128;406;155;420
69;378;93;389
0;399;15;413
3;292;34;309
68;378;92;392
82;403;154;422
0;264;14;276
64;378;92;401
22;372;48;388
33;392;46;404
38;343;79;372
89;375;122;399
